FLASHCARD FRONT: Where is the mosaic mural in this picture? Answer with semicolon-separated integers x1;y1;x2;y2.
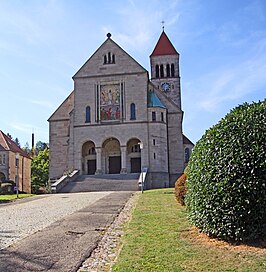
100;84;120;120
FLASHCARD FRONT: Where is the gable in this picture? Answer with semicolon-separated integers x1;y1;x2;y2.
48;91;74;122
73;36;147;79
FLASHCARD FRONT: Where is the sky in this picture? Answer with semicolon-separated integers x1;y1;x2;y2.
0;0;265;147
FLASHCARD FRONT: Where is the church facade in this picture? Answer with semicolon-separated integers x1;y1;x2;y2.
48;31;193;188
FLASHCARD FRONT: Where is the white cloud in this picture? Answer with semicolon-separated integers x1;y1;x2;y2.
10;123;34;133
101;0;181;52
30;100;54;109
197;52;266;112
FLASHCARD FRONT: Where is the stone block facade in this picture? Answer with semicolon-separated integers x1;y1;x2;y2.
49;31;194;188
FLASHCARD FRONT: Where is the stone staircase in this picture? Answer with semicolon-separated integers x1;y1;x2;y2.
58;173;140;193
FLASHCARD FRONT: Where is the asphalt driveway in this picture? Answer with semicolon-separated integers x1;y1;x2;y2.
0;191;133;272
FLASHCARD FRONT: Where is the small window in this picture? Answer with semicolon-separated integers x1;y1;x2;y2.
112;54;115;63
88;147;96;155
131;144;140;153
108;52;111;63
130;103;136;120
0;155;2;165
160;64;164;78
2;154;5;165
155;65;159;78
104;55;107;64
161;112;164;122
153;153;156;159
166;64;170;77
15;157;19;167
185;148;190;163
85;106;91;123
153;139;155;146
171;64;175;77
152;111;156;121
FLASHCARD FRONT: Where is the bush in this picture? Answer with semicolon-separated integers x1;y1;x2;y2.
174;173;187;205
186;100;266;242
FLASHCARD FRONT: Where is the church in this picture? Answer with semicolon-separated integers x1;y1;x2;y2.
48;30;193;188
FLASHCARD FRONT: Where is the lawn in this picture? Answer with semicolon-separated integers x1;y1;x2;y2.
113;189;266;272
0;194;35;202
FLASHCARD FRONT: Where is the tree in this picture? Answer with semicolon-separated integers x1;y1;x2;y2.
31;148;49;192
35;141;49;155
186;100;266;241
14;137;20;147
22;142;31;155
6;133;13;139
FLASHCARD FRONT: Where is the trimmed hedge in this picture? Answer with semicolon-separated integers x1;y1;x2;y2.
174;173;187;206
186;100;266;241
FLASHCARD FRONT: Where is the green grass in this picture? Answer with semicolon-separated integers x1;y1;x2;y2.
113;189;266;272
0;194;35;202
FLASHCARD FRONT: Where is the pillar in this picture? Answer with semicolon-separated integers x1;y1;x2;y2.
120;146;127;174
95;147;102;175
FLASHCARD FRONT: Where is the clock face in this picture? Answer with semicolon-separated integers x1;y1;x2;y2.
161;82;171;92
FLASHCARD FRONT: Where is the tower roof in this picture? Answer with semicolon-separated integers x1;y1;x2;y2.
150;31;178;57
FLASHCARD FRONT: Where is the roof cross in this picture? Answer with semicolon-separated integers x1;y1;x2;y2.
161;20;165;31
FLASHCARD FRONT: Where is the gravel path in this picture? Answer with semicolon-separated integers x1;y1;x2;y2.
0;192;111;250
78;192;140;272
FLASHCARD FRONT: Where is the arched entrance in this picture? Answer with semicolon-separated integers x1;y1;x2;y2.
0;172;6;182
102;138;121;174
127;138;141;173
82;141;96;175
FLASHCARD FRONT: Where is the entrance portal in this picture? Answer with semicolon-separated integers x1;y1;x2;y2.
82;141;96;175
109;156;121;174
87;160;96;175
131;157;141;173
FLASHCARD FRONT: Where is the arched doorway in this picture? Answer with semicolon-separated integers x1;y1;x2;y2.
0;172;6;182
127;138;141;173
82;141;96;175
102;138;121;174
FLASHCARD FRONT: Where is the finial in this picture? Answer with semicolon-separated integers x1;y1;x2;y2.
161;20;165;31
107;33;111;39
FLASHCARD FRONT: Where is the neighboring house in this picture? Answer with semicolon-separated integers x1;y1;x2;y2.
0;130;31;193
49;30;194;188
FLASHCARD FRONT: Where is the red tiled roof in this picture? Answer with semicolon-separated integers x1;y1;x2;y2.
150;31;178;57
0;130;31;159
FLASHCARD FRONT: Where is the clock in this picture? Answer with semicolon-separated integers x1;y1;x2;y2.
161;82;171;92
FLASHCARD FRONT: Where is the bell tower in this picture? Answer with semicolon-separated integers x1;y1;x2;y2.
150;31;181;109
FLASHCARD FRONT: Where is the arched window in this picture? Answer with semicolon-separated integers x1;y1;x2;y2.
108;52;111;63
130;103;136;120
171;64;175;77
184;148;190;163
155;65;159;78
160;64;164;78
85;106;91;123
112;54;115;63
104;55;107;64
166;64;170;77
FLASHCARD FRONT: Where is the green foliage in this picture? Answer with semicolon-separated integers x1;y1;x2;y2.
31;148;49;193
34;141;49;155
174;173;187;206
186;100;266;241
